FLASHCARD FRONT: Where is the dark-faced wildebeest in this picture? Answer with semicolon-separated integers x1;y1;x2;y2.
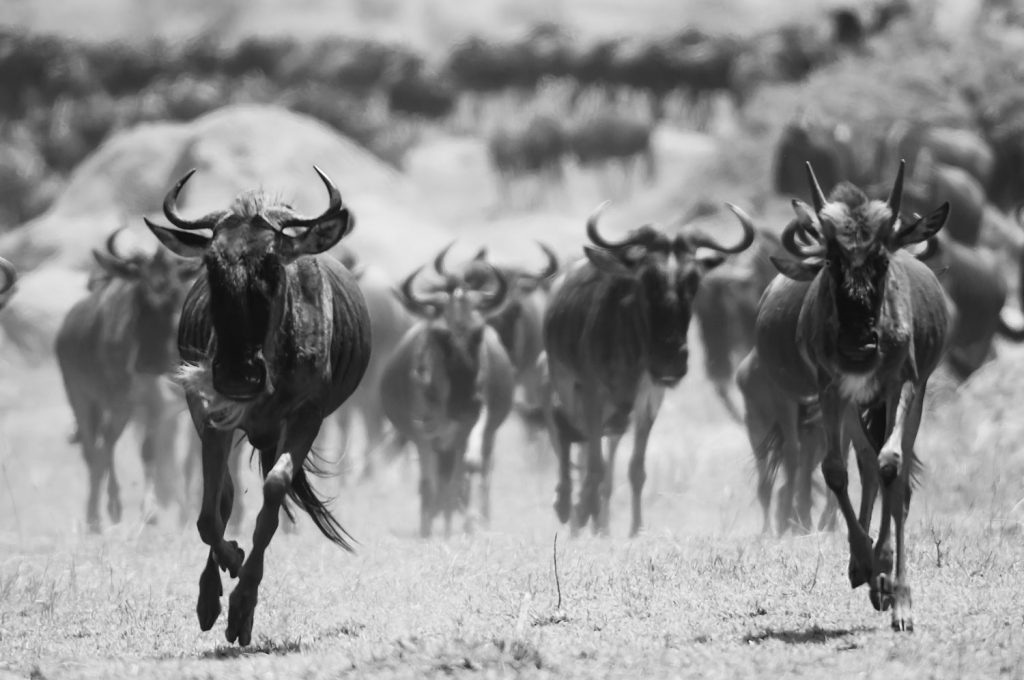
543;202;754;536
56;227;199;532
752;161;949;631
380;255;515;537
448;242;559;433
145;167;371;646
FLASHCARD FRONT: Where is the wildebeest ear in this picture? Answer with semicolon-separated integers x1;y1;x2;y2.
92;249;139;279
145;219;210;258
584;245;632;277
770;256;822;281
278;208;355;259
791;199;819;225
892;202;949;248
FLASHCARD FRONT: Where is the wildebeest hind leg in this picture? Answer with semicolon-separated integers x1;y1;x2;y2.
596;435;622;536
575;393;605;531
194;421;245;577
548;407;575;525
100;403;131;525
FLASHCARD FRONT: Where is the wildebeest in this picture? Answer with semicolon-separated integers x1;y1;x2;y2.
453;243;559;429
752;161;949;631
145;167;371;646
380;255;515;537
332;255;415;479
876;122;994;190
543;202;754;536
693;224;785;422
567;113;657;186
773;114;860;202
488;114;568;201
56;226;200;532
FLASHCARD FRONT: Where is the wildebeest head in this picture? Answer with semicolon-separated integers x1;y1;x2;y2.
92;226;199;374
396;252;509;441
145;167;354;400
583;202;755;386
774;161;949;372
0;257;17;312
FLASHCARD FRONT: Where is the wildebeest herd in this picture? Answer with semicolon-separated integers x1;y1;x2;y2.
9;6;1024;649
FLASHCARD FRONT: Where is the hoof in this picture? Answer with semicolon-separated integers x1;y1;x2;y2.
220;541;245;578
226;585;258;647
553;487;572;524
197;565;224;631
891;585;913;632
848;557;871;589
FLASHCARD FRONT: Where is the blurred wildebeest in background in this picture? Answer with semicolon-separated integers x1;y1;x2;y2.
147;167;370;647
543;202;754;536
381;253;515;537
773;113;859;202
488;113;568;205
56;226;199;532
567;112;657;191
385;58;457;120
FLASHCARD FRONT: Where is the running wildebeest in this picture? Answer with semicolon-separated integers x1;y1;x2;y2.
380;251;515;537
751;161;949;631
455;242;559;432
332;253;415;479
56;227;199;532
543;202;754;536
145;167;371;646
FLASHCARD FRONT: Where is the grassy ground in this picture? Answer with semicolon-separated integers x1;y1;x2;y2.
3;338;1024;678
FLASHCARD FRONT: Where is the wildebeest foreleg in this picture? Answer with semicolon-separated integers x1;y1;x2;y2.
195;424;243;632
416;437;439;538
875;381;923;632
99;401;132;525
596;434;623;535
548;406;575;525
819;389;874;587
628;382;664;538
227;417;319;646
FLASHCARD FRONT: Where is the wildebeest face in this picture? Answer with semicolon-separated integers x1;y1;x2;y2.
146;167;354;400
93;228;199;375
584;205;755;387
778;162;949;371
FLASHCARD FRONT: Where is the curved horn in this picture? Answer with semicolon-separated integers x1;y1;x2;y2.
161;169;217;231
535;241;559;280
686;203;757;254
398;265;446;317
280;166;345;229
781;218;825;258
105;225;131;262
804;161;827;214
0;257;17;297
888;159;906;221
432;241;457;278
586;201;638;250
476;263;509;314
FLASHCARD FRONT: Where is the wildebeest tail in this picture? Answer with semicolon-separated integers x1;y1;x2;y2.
753;421;784;490
258;447;355;552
